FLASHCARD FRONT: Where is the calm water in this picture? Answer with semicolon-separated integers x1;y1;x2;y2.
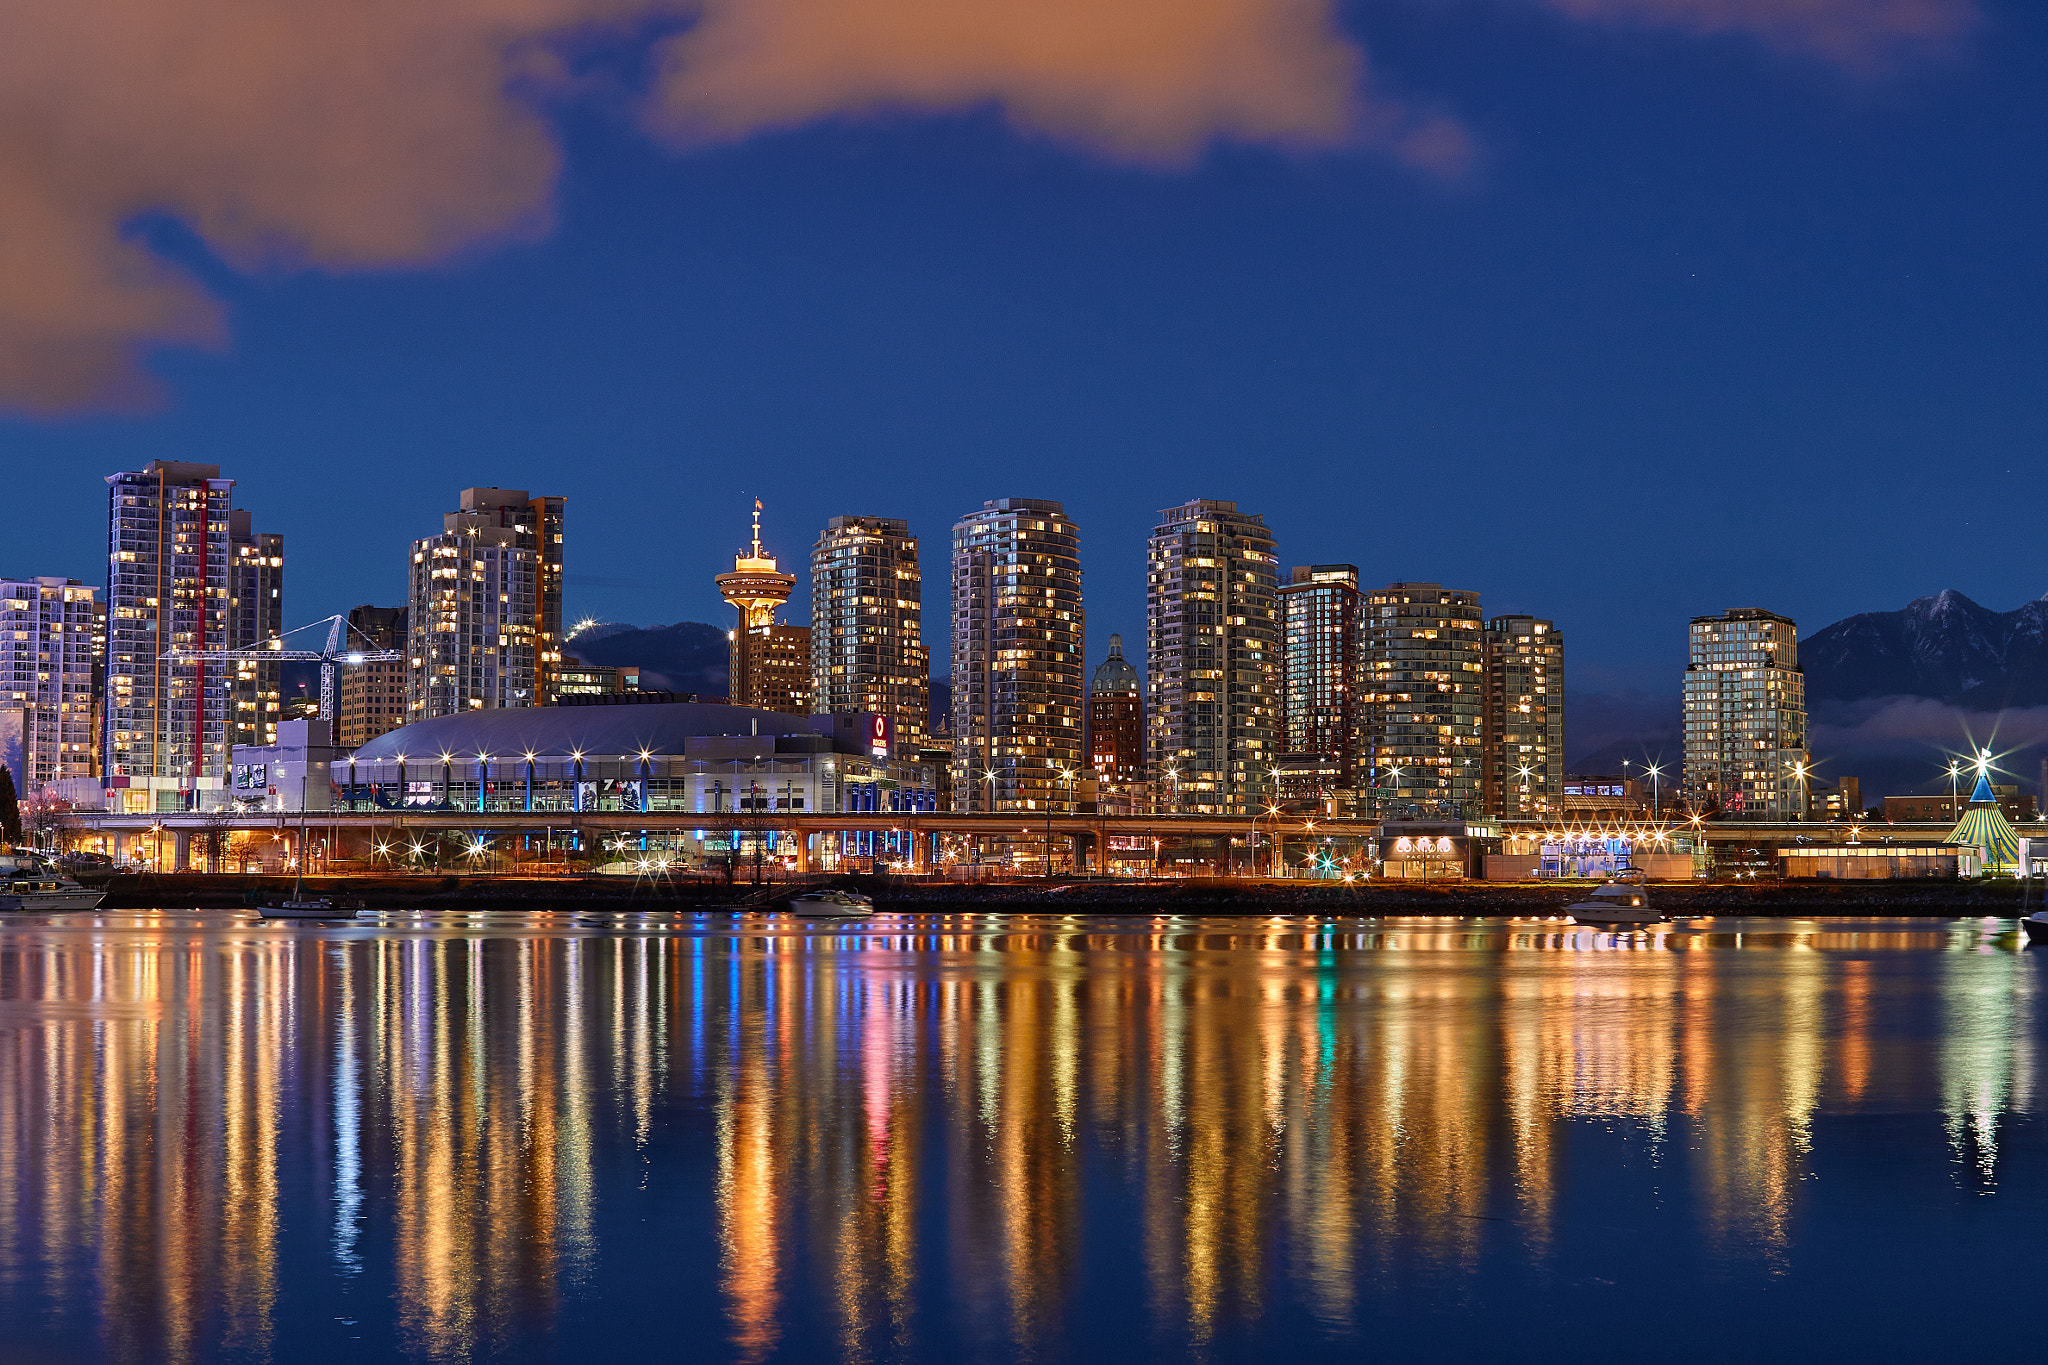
0;911;2042;1363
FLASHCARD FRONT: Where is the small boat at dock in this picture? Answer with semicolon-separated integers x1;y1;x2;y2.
0;853;107;912
1567;879;1669;927
788;889;874;919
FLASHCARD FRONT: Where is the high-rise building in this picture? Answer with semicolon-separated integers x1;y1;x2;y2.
717;502;811;715
1683;608;1807;819
951;498;1084;811
337;605;408;749
1280;564;1364;797
530;495;567;702
1482;615;1563;820
226;510;284;751
406;489;540;721
103;461;235;809
810;515;928;744
1145;500;1280;815
424;488;565;698
1362;582;1485;818
0;578;100;790
1088;633;1145;809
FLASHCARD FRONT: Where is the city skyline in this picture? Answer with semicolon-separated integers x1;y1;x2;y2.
8;5;2047;704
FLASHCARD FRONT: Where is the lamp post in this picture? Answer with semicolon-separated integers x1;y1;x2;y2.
1948;759;1961;820
1645;762;1662;817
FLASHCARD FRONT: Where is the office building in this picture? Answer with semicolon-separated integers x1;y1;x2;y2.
0;578;101;790
103;461;236;810
1682;607;1807;819
1482;614;1563;820
406;489;540;721
716;502;811;715
810;515;928;745
1362;583;1485;818
951;498;1084;811
1145;500;1281;816
226;510;284;750
1088;633;1145;810
336;605;408;749
1280;564;1364;800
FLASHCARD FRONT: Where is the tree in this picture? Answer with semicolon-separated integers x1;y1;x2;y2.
19;783;66;852
0;765;19;843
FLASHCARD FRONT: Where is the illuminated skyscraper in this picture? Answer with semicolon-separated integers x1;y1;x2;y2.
810;515;928;743
1280;564;1364;796
950;498;1083;811
1683;607;1807;819
1362;582;1485;818
406;489;540;720
1482;614;1563;819
103;461;235;810
1088;634;1145;810
226;510;284;750
1145;499;1280;815
530;494;567;702
0;577;100;789
717;501;811;715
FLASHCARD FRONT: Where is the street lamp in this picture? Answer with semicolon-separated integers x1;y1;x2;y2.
1947;759;1961;820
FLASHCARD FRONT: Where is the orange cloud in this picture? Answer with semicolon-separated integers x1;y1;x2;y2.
0;0;667;413
645;0;1465;170
1540;0;1977;66
0;1;1974;416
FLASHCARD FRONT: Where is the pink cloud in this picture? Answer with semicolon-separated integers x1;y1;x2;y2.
644;0;1466;171
1540;0;1978;67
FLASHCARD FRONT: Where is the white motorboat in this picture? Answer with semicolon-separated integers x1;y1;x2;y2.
1566;880;1668;927
0;853;107;912
789;889;874;919
2020;911;2048;945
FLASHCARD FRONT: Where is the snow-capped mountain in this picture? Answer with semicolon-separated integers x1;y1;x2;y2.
1802;589;2048;707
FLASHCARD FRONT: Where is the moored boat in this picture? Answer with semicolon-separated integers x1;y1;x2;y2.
2021;912;2048;945
788;889;874;919
1567;880;1669;927
0;853;107;912
256;898;359;921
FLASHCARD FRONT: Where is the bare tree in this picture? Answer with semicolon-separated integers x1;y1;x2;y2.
200;804;236;874
19;783;65;852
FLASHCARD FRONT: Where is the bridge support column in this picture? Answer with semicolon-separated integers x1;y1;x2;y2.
172;829;193;873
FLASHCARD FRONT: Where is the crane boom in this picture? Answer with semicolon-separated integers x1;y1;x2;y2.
162;613;405;731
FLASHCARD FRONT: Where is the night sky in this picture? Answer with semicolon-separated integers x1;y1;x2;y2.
5;1;2042;723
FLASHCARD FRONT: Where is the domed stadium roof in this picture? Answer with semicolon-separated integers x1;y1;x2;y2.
1091;633;1140;694
346;702;815;762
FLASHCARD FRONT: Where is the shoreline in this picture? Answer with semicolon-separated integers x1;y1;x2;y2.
65;871;2045;917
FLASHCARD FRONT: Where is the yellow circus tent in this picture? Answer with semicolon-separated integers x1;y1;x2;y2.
1945;772;2022;872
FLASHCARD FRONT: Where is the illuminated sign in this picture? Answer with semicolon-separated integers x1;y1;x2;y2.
868;713;892;759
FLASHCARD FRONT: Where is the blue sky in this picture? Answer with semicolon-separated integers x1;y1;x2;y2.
4;1;2043;695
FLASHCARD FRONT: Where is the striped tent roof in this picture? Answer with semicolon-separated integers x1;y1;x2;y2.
1945;774;2022;868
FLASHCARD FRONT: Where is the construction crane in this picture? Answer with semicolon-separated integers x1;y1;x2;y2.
162;614;401;730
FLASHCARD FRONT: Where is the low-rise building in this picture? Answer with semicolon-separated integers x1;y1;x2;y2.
1882;787;2036;824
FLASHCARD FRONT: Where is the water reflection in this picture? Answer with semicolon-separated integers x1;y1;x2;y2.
0;914;2039;1362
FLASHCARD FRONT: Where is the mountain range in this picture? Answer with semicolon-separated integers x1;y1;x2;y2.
568;621;729;697
1802;590;2048;708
